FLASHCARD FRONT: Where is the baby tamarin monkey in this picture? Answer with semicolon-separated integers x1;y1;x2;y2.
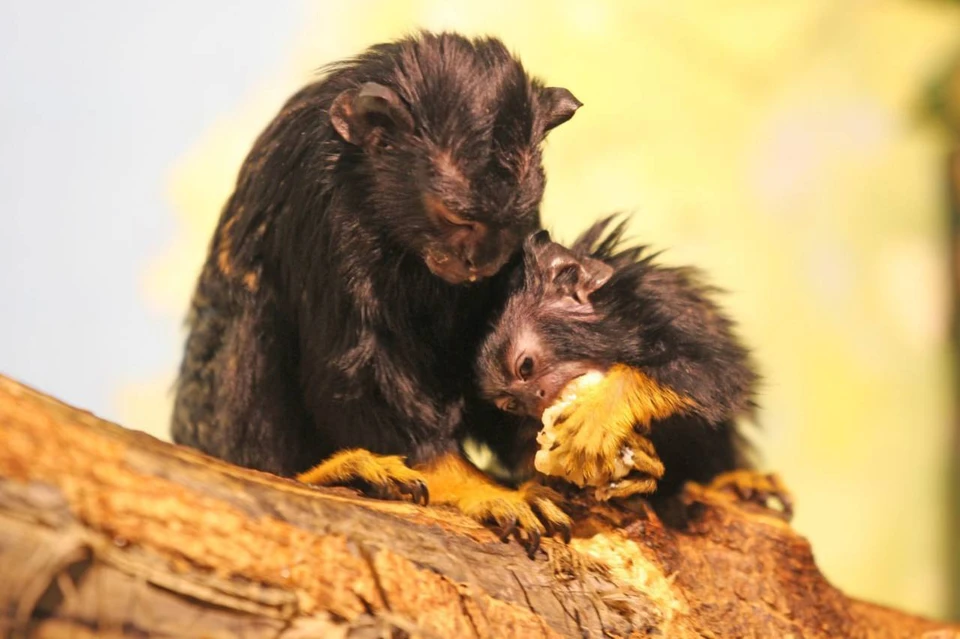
474;217;792;517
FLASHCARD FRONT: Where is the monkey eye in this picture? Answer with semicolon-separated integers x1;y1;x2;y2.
423;194;477;231
497;397;520;413
516;355;534;381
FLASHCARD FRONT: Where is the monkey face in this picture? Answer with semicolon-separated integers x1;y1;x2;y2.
477;231;618;416
482;326;601;418
328;37;583;285
419;194;532;284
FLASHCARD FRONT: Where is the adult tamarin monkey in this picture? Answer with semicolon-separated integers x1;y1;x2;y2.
171;32;581;552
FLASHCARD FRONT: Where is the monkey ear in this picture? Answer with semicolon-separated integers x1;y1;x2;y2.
523;229;553;251
539;87;583;133
330;82;415;148
526;235;613;305
552;255;613;304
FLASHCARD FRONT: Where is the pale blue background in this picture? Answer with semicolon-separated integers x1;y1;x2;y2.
0;2;300;420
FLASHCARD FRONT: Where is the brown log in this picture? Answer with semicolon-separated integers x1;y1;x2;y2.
0;374;955;639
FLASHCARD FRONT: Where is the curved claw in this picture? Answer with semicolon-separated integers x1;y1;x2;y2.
541;518;554;538
521;483;573;546
398;479;430;506
525;529;541;559
743;479;794;520
499;518;519;543
417;480;430;506
778;493;794;520
529;497;572;544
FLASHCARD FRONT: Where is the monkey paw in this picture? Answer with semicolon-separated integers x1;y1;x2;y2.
594;474;659;501
538;392;665;494
417;452;571;558
708;469;793;520
589;432;664;501
296;448;428;505
457;481;572;558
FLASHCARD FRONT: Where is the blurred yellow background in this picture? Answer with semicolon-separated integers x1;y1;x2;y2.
115;0;960;620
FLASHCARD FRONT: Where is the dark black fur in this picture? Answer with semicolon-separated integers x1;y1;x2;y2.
171;32;581;476
474;216;759;495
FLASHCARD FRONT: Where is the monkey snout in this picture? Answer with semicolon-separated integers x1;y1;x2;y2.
524;386;552;418
457;242;480;272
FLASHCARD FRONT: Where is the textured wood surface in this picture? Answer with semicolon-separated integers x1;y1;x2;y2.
0;374;956;638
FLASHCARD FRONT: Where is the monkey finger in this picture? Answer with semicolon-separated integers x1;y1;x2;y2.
735;484;755;501
630;432;658;454
766;474;794;520
541;517;554;538
553;408;587;435
421;481;430;506
748;486;793;521
751;489;770;508
630;451;665;480
528;497;573;544
777;493;795;520
396;481;415;501
417;480;430;506
538;510;572;544
367;481;397;501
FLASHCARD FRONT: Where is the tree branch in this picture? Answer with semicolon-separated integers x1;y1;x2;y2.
0;375;954;638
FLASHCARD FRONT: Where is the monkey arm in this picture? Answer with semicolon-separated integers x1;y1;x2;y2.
171;283;327;477
625;265;758;425
177;273;439;504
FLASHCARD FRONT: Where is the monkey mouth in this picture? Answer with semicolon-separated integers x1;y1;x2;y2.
535;370;613;486
423;250;496;284
539;371;606;429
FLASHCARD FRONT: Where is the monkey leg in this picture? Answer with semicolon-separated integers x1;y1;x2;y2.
540;365;681;490
417;451;572;558
296;449;429;505
707;469;794;520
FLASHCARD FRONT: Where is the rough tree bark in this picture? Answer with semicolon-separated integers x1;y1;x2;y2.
0;374;956;639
